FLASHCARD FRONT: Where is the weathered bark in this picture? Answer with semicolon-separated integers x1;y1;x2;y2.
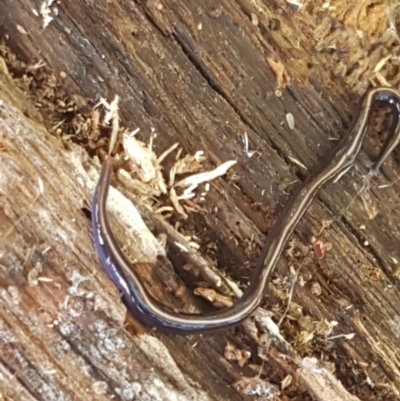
0;1;399;400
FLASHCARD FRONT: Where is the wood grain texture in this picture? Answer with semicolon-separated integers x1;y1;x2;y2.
0;1;399;400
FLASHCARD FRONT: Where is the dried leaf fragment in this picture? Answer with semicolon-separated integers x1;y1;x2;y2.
123;133;167;194
224;343;251;367
266;57;291;90
173;153;205;175
235;375;280;398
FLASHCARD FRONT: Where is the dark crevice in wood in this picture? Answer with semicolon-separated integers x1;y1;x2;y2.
171;27;290;170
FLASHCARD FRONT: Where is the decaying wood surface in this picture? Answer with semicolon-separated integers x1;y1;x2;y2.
0;1;400;400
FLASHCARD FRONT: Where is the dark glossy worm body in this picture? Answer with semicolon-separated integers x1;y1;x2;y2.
92;87;400;334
